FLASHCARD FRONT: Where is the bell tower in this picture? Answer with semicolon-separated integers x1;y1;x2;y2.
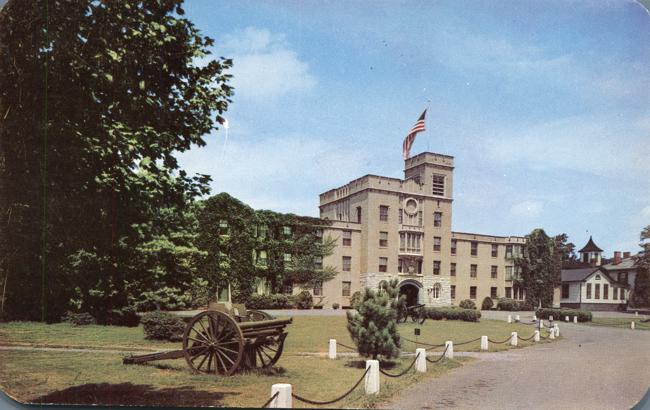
578;236;603;266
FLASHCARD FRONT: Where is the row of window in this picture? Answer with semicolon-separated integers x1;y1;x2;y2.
335;281;523;300
580;283;625;301
378;205;444;227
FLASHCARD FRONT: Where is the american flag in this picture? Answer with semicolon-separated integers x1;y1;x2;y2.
402;110;427;160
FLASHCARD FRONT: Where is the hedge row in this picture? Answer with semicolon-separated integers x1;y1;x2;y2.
422;307;481;322
496;298;535;311
536;308;592;322
245;291;314;310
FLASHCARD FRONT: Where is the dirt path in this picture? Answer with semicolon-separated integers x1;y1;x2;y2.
384;323;650;409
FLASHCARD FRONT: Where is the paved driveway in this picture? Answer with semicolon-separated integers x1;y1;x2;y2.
384;323;650;409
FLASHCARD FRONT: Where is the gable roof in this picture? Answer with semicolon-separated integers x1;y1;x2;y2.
602;256;638;271
561;267;600;282
579;236;603;253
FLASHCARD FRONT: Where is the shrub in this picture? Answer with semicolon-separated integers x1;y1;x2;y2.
62;312;96;326
519;299;535;311
346;287;400;359
186;277;210;309
481;297;494;310
332;303;340;309
496;298;535;311
422;307;481;322
350;291;363;309
459;299;476;310
245;293;292;310
141;311;186;341
135;287;191;312
536;308;592;322
105;306;140;327
294;290;313;309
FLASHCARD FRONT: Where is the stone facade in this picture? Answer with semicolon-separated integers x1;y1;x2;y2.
316;151;526;308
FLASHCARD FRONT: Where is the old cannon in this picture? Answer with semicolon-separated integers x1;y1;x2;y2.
123;300;292;375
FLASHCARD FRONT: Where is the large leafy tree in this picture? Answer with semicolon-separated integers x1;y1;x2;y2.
632;225;650;307
514;228;560;307
0;0;232;321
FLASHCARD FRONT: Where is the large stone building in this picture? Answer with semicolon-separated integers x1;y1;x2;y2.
317;152;526;308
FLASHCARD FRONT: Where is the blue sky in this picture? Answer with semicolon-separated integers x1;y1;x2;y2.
177;0;650;256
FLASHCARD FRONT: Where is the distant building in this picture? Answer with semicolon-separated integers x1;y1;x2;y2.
560;236;636;311
317;152;526;308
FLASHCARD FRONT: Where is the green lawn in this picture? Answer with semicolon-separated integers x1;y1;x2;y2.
0;316;556;407
587;317;650;331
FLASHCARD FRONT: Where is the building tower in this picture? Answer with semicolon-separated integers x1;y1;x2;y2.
578;236;603;266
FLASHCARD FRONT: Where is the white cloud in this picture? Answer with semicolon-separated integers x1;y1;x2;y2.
510;200;543;218
218;27;316;100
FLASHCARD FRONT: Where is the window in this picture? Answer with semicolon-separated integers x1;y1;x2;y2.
342;230;352;246
342;281;351;297
586;283;592;299
491;265;497;279
398;208;403;224
257;250;268;266
314;256;323;270
433;260;441;275
357;207;362;223
342;256;351;272
491;244;498;257
595;283;600;299
595;274;601;280
258;225;268;238
379;231;388;247
471;241;478;256
314;229;323;240
470;264;477;278
470;286;477;300
603;284;609;299
379;205;389;221
613;287;618;300
432;174;445;196
399;232;422;253
450;285;456;299
379;257;388;272
313;281;323;296
620;289;626;301
433;236;441;252
491;287;498;299
562;284;569;299
283;253;292;262
418;211;423;226
451;239;457;255
450;263;456;276
283;226;292;236
506;245;513;259
434;212;442;227
505;266;513;280
432;283;441;299
505;287;512;298
283;283;293;295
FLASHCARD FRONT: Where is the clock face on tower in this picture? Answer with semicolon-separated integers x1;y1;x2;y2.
404;198;418;215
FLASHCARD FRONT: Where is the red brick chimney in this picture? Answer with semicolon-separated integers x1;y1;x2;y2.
613;251;621;265
623;251;631;259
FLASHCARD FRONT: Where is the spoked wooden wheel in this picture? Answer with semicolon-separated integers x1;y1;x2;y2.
253;333;286;368
183;311;244;375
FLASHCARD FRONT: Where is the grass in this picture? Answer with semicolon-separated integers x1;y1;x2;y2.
587;317;650;331
0;315;557;407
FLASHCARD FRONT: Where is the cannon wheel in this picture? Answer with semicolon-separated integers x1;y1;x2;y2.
183;311;244;375
252;333;286;369
248;310;274;321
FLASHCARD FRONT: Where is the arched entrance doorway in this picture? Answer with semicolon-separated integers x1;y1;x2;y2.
398;280;422;307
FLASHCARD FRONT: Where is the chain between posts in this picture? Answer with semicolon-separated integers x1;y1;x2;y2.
453;337;482;346
425;344;449;364
291;367;370;406
378;352;420;378
402;336;446;349
517;333;536;341
261;391;279;408
336;342;357;350
487;336;512;344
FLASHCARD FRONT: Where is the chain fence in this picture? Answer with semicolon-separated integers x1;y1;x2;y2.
517;333;536;341
291;367;370;406
487;335;512;344
425;344;449;364
378;352;420;378
453;337;482;346
336;341;357;351
261;391;279;408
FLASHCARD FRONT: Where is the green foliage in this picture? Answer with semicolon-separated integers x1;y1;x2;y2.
536;308;592;322
332;303;340;309
186;277;210;309
631;225;650;307
245;294;293;310
134;287;190;312
459;299;476;310
0;0;232;322
105;306;140;327
422;307;481;322
293;290;313;309
346;287;401;360
62;312;96;326
515;229;560;308
141;311;186;341
481;297;494;310
496;298;533;311
350;291;363;309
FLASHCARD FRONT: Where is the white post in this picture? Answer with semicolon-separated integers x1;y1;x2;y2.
549;327;556;340
271;384;292;408
549;315;553;322
515;314;520;322
445;341;454;359
507;314;512;323
533;330;540;342
415;348;427;373
533;314;537;321
635;311;639;317
565;316;569;322
554;325;560;337
511;332;518;346
631;321;636;330
480;335;488;351
328;339;337;359
365;360;380;395
573;316;578;324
